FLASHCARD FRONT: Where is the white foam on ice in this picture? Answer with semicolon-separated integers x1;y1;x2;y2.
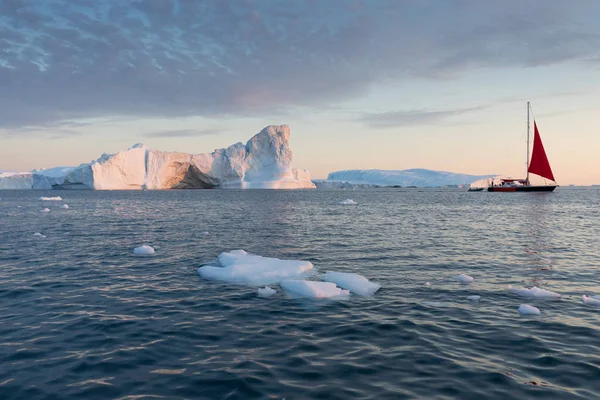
508;285;560;299
323;271;380;296
33;232;46;238
133;245;155;255
39;208;51;213
582;295;600;306
457;274;474;284
467;295;481;302
280;280;350;299
61;204;69;209
339;199;357;205
198;250;314;286
257;286;277;298
518;304;540;315
39;196;62;201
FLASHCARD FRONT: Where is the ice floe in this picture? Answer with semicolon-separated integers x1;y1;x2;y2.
323;271;380;296
508;285;560;299
33;232;46;238
467;295;480;302
198;250;314;286
133;245;155;255
518;304;540;315
280;280;349;299
582;295;600;306
257;286;277;298
61;204;69;209
339;199;357;205
39;208;51;213
456;274;473;284
39;196;62;201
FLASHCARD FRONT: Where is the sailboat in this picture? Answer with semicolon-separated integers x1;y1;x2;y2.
488;102;557;192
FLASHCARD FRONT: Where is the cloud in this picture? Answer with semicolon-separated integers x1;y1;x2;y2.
145;128;227;138
359;106;487;128
0;0;599;129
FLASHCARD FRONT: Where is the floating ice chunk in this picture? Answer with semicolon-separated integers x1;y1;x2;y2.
202;231;209;235
39;208;51;213
518;304;540;315
257;286;276;298
61;204;69;209
508;285;560;299
198;250;314;286
323;271;380;296
467;295;481;302
457;274;473;284
425;282;431;286
33;232;46;238
582;295;600;306
39;196;62;201
280;280;349;299
339;199;357;205
133;245;155;255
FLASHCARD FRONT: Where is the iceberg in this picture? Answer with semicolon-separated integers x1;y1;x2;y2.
323;271;380;296
508;286;561;299
456;274;474;284
582;295;600;306
326;169;492;188
257;286;277;298
0;125;315;190
518;304;541;315
133;245;155;255
339;199;358;205
197;250;314;286
280;280;350;299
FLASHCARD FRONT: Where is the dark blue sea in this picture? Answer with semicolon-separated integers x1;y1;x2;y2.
1;188;599;399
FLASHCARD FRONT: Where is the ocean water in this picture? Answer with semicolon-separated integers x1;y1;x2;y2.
1;188;599;399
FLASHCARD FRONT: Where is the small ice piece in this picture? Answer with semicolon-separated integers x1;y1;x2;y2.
133;245;155;255
518;304;540;315
39;196;62;201
280;280;350;299
33;232;46;238
467;295;481;302
457;274;474;284
323;271;380;296
425;282;431;286
61;204;69;209
339;199;357;205
198;250;314;286
582;295;600;306
202;231;209;235
39;208;51;213
508;285;560;299
257;286;276;298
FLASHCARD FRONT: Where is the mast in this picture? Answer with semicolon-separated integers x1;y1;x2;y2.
526;102;530;185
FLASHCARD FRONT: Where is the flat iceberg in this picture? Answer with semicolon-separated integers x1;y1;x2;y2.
198;250;314;286
257;286;277;298
39;196;62;201
323;271;380;296
518;304;540;315
280;280;350;299
339;199;357;205
508;285;560;299
326;169;492;187
133;245;155;255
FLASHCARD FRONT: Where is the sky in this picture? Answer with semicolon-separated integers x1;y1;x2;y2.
0;0;599;184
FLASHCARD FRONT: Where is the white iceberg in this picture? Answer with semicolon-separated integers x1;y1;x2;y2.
323;271;380;296
0;126;315;190
582;295;600;306
425;282;431;286
198;250;314;286
39;208;51;213
33;232;46;238
508;285;560;299
339;199;357;205
133;245;155;255
61;204;70;209
257;286;277;298
39;196;62;201
518;304;540;315
326;169;492;187
280;280;350;299
457;274;474;284
467;295;481;302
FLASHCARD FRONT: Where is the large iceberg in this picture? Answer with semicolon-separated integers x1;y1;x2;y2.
326;169;492;188
0;125;315;190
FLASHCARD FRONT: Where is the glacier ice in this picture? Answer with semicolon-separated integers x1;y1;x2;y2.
508;285;560;299
197;250;314;286
133;245;155;255
326;169;492;187
518;304;540;315
280;280;350;299
0;125;315;190
323;271;380;296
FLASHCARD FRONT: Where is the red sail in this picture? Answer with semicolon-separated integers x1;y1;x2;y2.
528;122;555;182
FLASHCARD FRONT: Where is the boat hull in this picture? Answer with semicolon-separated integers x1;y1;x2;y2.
487;185;556;192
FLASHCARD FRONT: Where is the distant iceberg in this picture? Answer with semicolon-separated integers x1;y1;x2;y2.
0;126;315;190
326;169;492;188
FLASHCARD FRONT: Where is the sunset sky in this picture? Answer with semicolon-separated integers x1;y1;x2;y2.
1;0;599;184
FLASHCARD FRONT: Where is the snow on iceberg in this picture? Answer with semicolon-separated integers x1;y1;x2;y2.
39;196;62;201
518;304;540;315
257;286;277;298
582;295;600;306
508;285;561;299
198;250;314;286
280;280;350;299
339;199;357;205
133;245;155;255
323;271;380;296
326;169;492;188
